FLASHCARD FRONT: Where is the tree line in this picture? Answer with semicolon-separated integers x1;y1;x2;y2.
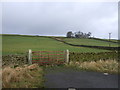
66;31;91;38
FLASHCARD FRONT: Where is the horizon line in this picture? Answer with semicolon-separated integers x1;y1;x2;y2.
1;33;119;40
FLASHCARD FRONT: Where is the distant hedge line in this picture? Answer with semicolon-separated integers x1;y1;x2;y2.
69;51;118;62
53;37;119;50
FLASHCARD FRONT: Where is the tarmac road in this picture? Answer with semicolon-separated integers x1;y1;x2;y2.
44;67;118;88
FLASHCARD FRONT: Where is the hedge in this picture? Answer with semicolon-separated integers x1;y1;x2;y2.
69;51;118;62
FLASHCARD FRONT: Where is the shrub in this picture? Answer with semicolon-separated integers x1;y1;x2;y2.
69;51;118;62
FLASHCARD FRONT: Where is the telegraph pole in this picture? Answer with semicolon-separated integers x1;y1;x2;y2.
109;33;111;47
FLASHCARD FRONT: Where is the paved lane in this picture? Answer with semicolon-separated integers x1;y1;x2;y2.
45;69;118;88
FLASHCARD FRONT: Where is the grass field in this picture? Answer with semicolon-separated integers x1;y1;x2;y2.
101;38;118;43
2;35;110;55
62;38;118;47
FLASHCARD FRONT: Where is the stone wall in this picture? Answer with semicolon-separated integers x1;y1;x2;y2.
2;54;28;67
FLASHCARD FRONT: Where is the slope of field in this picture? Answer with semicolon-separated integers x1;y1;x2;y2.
2;35;110;55
90;38;118;43
62;38;118;47
96;38;118;43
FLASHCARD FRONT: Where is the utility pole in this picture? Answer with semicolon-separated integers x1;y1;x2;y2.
109;33;111;47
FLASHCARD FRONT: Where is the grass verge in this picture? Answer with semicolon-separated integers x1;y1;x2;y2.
2;64;44;88
65;60;118;74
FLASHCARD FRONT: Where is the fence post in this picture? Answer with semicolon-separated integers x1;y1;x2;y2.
66;49;69;64
28;49;32;64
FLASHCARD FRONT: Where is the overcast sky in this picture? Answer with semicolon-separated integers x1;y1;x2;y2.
2;2;118;39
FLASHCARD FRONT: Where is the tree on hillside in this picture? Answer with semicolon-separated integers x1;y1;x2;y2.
87;32;91;38
66;31;73;38
74;31;83;38
66;31;92;38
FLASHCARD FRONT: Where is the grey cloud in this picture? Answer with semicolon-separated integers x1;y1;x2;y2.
2;2;118;39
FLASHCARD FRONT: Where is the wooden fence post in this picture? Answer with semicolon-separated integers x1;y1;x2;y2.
28;49;32;64
66;49;69;64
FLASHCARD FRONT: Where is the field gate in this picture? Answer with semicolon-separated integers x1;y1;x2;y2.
28;49;69;65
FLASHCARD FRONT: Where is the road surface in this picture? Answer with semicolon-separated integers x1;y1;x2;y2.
44;67;118;88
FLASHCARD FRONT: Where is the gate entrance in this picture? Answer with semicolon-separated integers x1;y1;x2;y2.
31;50;68;65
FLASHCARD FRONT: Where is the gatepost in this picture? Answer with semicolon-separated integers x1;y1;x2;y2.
66;49;69;64
28;49;32;64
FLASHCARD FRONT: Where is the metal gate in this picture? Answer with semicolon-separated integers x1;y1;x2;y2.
29;50;69;65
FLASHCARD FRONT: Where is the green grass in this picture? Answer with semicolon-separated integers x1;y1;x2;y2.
2;35;110;55
62;38;118;47
102;38;118;43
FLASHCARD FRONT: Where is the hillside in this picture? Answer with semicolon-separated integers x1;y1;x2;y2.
1;34;111;55
60;38;118;47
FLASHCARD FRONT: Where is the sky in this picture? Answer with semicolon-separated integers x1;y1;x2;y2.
1;2;118;39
